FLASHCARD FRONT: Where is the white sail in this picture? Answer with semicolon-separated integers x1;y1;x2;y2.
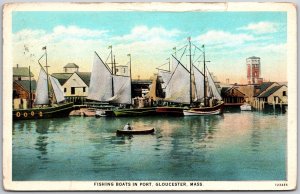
158;70;171;89
109;75;131;104
206;67;222;100
192;65;204;101
49;75;65;103
87;52;113;101
165;56;190;104
34;68;49;105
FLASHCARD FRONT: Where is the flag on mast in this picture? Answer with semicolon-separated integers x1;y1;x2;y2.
42;46;47;50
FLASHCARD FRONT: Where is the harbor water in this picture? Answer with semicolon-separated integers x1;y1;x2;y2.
12;110;287;181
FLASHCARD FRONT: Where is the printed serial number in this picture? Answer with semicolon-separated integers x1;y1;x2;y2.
275;183;288;186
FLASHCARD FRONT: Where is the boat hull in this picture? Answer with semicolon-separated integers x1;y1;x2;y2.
113;107;157;117
183;102;224;116
116;128;155;135
13;102;74;120
156;107;185;116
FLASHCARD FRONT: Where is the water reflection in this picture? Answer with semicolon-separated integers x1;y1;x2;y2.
34;120;51;165
12;112;287;181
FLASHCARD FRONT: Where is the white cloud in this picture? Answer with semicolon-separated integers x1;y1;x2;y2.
239;21;279;34
53;25;107;38
196;30;255;47
113;25;181;42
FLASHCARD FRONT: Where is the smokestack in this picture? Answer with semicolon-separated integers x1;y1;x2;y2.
16;64;19;68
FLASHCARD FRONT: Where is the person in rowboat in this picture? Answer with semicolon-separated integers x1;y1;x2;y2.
123;123;132;131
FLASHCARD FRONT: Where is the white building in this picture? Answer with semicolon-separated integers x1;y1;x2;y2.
115;65;129;76
62;72;90;97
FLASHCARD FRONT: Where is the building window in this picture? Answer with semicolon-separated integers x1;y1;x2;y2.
71;87;75;95
123;68;125;73
18;77;21;80
283;91;287;96
83;87;86;92
64;88;67;92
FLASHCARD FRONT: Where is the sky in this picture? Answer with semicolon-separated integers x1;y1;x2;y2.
12;11;287;83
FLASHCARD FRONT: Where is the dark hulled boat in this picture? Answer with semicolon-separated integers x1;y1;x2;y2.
154;38;224;116
13;103;73;120
116;128;155;135
155;106;186;116
113;107;156;117
13;47;73;120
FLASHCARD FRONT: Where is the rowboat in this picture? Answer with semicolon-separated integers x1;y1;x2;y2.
183;107;222;116
116;128;155;135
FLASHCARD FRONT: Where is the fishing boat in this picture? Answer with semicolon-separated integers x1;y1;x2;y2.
87;50;130;115
116;128;155;135
155;55;192;116
87;49;155;117
13;47;73;120
181;38;224;116
240;103;252;111
154;38;224;116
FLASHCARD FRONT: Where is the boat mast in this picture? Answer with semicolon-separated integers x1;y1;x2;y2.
128;53;132;105
203;44;207;106
109;45;114;97
44;46;51;104
188;37;193;105
110;45;113;74
29;66;32;108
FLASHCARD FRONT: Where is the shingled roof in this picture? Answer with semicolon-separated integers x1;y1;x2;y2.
255;82;278;96
76;72;91;86
13;67;34;77
258;85;283;98
51;73;73;85
14;80;37;92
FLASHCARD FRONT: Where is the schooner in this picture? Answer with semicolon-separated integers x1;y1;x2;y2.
13;47;73;120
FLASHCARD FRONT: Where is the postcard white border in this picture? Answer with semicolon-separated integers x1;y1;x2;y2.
2;2;297;191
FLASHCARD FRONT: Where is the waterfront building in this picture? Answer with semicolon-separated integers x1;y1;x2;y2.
254;82;280;97
51;73;73;85
132;79;151;98
13;65;36;109
237;84;256;103
221;86;246;106
52;72;91;104
115;65;129;76
13;64;34;81
63;63;79;73
256;85;288;105
13;80;37;109
246;56;263;84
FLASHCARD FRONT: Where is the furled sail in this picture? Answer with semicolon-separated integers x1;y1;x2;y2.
109;75;131;104
49;75;65;103
165;56;190;104
87;52;113;101
206;66;222;100
193;65;204;101
34;68;49;105
147;74;161;101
